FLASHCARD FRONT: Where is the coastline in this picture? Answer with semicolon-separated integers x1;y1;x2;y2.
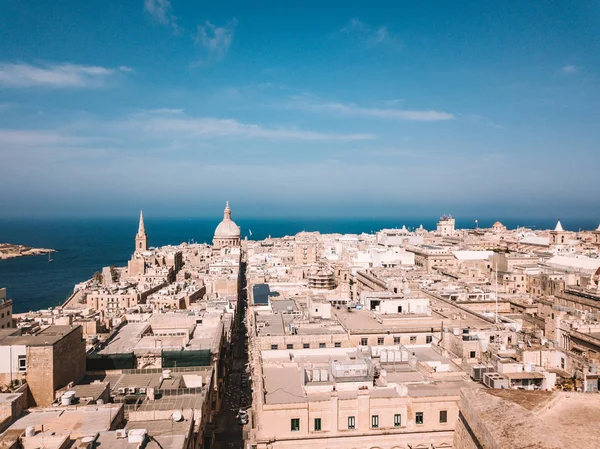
0;243;55;260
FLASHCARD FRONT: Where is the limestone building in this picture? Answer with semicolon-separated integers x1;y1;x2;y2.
213;201;241;250
0;325;86;406
0;288;13;329
436;215;455;236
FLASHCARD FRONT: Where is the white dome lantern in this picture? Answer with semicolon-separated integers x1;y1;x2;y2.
213;201;241;249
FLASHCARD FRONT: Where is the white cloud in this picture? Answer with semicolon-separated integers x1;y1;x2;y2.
0;62;130;88
291;96;454;122
341;18;367;33
0;129;84;146
194;18;238;63
125;111;374;141
144;0;180;33
339;18;401;48
560;65;579;74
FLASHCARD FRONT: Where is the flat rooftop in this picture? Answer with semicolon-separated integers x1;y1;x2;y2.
263;365;305;405
98;322;147;354
129;393;206;412
8;404;122;437
462;388;600;449
0;325;79;347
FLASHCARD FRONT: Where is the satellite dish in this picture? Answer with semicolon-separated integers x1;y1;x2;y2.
172;411;183;422
403;288;411;296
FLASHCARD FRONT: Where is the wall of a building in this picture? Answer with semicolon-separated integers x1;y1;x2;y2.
0;300;13;329
254;393;458;448
26;327;85;406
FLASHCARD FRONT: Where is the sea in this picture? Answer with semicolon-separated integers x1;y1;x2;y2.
1;216;598;313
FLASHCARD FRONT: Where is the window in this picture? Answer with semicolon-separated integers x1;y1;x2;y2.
371;415;379;428
18;355;26;372
314;418;322;431
287;344;293;350
394;336;400;344
271;344;278;350
410;336;417;344
397;305;403;313
291;418;300;431
394;414;402;427
377;337;384;345
416;412;424;425
348;416;355;429
439;410;447;423
426;335;432;344
489;335;495;343
303;343;310;349
469;351;476;358
361;338;368;346
334;342;341;348
319;343;326;348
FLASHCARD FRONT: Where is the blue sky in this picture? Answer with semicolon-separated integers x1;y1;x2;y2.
0;0;599;218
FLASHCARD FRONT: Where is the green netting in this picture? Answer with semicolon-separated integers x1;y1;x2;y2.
162;349;211;367
86;353;135;370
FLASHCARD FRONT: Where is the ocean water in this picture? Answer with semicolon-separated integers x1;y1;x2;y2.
0;216;597;313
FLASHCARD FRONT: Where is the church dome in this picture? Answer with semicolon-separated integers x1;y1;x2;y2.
214;202;240;238
492;221;504;228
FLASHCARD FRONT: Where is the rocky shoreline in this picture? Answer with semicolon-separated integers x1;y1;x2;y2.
0;243;55;260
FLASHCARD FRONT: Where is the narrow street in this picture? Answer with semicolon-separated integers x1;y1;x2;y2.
213;260;251;449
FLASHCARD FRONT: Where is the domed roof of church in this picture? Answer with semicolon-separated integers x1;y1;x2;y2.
214;202;240;238
492;221;504;227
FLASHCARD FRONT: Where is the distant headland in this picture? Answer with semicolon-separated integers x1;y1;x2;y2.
0;243;54;260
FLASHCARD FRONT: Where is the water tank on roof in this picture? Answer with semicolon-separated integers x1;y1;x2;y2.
162;370;172;379
25;426;35;437
61;390;76;406
128;429;148;444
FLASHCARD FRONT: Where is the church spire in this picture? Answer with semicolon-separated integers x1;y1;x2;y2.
137;210;146;236
135;210;148;252
554;219;564;232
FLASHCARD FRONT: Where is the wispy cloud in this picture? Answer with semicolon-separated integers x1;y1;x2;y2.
560;65;579;74
126;110;374;141
290;96;454;122
459;113;503;129
339;18;401;49
382;99;405;106
144;0;180;34
0;129;85;146
194;18;238;64
0;62;132;88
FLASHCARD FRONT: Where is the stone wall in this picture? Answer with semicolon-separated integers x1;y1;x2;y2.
52;325;86;392
26;326;85;406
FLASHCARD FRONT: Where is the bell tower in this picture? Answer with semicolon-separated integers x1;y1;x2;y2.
549;219;568;244
135;210;148;252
